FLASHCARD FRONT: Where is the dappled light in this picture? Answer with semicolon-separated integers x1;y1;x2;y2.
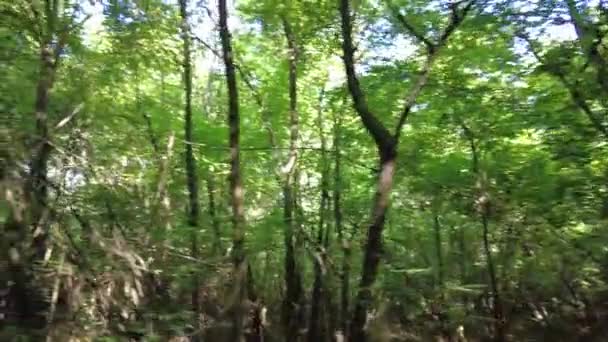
1;0;608;341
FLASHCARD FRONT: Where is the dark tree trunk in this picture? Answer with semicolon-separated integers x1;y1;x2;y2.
349;154;397;342
333;107;350;337
457;224;468;307
28;42;56;264
339;1;473;340
482;212;505;342
280;17;304;341
178;1;202;337
219;0;247;340
17;5;67;329
434;213;444;286
309;89;330;342
461;122;505;342
206;175;222;254
340;2;398;341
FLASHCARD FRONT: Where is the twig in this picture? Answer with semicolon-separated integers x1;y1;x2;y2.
54;103;84;130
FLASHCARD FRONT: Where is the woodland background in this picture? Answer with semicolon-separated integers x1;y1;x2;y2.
1;0;608;341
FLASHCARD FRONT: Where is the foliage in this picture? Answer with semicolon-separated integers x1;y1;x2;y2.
1;0;608;341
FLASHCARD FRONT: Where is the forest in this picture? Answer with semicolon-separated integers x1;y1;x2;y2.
1;0;608;341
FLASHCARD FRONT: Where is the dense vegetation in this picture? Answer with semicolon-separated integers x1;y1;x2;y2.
2;0;608;341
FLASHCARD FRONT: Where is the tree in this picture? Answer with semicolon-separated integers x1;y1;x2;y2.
3;0;608;341
339;0;475;340
178;0;203;337
218;0;247;340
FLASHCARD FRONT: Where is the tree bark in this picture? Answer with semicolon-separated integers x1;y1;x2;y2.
17;1;69;330
340;1;474;340
434;212;444;287
28;32;58;264
309;89;330;342
339;1;402;340
178;0;202;338
333;105;350;337
461;122;505;342
280;17;304;341
219;0;247;340
206;175;222;254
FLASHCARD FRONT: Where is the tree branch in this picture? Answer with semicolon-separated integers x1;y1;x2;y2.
340;0;396;154
393;0;476;142
519;33;608;139
385;0;435;52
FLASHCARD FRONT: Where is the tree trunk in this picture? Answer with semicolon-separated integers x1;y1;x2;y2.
434;212;444;287
309;89;329;342
482;211;505;342
178;0;202;337
18;4;66;330
206;175;222;254
339;1;472;339
280;17;304;341
219;1;247;340
349;154;397;342
333;106;350;337
340;4;397;341
28;38;57;264
462;123;505;342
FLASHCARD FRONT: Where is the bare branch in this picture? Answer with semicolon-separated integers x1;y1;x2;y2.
53;103;83;130
385;0;435;52
393;0;476;141
340;0;395;154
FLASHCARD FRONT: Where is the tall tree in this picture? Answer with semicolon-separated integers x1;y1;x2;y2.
308;88;330;342
461;121;504;341
3;0;80;332
178;0;202;337
280;16;304;341
339;0;475;340
28;0;73;261
332;97;350;337
219;0;247;340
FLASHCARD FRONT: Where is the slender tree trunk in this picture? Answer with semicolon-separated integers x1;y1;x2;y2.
136;66;160;158
219;1;247;340
45;251;65;342
206;176;222;254
461;123;505;342
309;89;329;342
18;3;67;329
178;0;201;337
29;37;57;264
280;17;304;341
434;212;444;287
481;210;504;342
457;224;468;307
308;204;326;342
340;1;472;339
332;106;350;337
24;47;56;331
340;3;398;341
349;154;396;342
